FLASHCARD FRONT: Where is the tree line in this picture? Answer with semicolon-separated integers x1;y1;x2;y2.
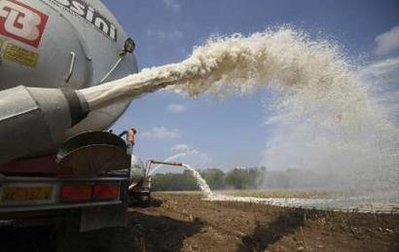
151;166;338;191
152;167;267;191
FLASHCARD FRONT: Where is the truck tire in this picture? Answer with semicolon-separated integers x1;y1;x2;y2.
140;195;151;207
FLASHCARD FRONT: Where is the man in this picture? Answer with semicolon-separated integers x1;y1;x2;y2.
126;128;137;154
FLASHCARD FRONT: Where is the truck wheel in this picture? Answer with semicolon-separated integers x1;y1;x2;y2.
139;194;151;207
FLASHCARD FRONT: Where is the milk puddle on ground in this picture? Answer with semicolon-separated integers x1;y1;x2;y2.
181;163;399;214
81;27;398;210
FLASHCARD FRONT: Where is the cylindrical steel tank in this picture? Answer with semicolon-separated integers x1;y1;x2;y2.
0;0;138;137
130;155;145;184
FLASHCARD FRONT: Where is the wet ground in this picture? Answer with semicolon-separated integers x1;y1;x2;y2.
1;192;398;251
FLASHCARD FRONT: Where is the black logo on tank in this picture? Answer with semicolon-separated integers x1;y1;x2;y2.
44;0;118;41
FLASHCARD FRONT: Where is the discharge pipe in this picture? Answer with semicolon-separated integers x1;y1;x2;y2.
0;86;89;165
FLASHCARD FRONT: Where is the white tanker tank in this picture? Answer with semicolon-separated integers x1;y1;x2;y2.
0;0;138;164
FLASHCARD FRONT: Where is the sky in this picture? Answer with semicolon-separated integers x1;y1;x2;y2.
101;0;399;171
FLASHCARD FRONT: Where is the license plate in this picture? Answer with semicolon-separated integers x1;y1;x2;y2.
2;186;53;202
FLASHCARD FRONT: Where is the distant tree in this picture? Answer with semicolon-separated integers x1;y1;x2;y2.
152;171;197;191
152;166;268;191
201;168;225;190
224;168;246;189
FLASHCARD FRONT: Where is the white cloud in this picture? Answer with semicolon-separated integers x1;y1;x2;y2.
146;29;183;40
162;0;181;12
374;26;399;56
358;57;399;77
169;144;213;168
171;144;192;153
358;57;399;118
141;127;180;139
167;104;188;113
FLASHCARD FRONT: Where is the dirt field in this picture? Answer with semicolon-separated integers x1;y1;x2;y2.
1;192;398;251
119;192;399;252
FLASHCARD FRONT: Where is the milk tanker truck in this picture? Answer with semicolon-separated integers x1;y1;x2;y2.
0;0;153;240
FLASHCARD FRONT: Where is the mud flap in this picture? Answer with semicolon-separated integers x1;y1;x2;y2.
79;204;127;232
79;179;129;232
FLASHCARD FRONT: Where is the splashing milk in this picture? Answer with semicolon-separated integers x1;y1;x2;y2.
79;28;398;207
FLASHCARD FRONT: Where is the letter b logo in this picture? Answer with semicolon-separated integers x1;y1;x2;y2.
0;0;48;48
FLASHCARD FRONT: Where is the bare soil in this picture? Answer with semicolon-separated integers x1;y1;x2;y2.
1;192;398;252
124;192;399;252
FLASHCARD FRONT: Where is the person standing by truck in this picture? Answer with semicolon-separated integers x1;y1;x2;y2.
127;128;137;155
